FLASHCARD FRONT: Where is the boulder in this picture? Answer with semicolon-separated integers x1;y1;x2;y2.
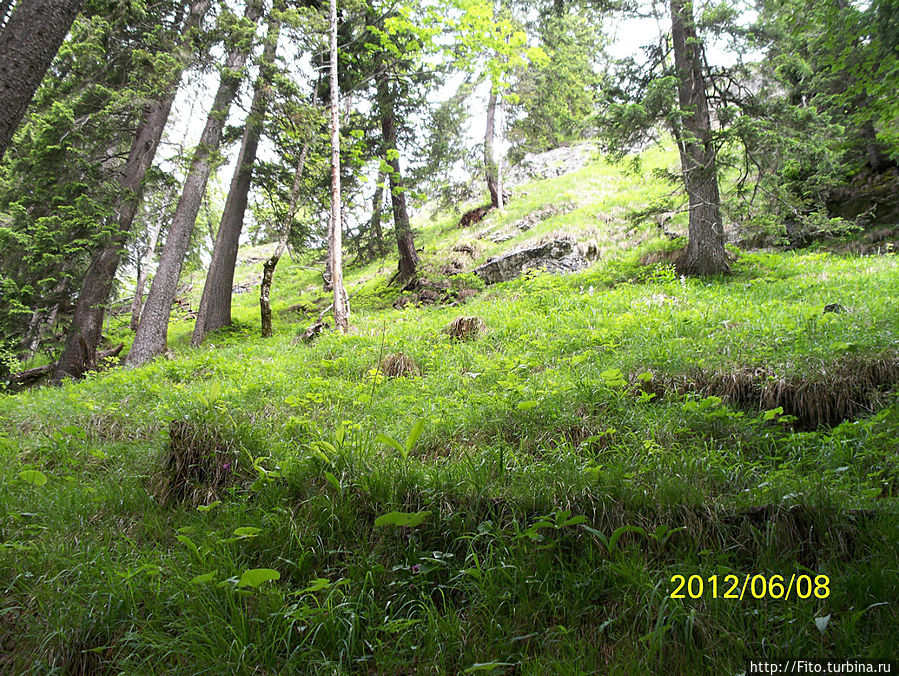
505;145;594;186
473;239;588;285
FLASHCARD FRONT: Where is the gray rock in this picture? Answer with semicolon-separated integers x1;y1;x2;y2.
505;145;594;187
474;239;588;285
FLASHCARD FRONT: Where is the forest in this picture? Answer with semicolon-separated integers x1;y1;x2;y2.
0;0;897;673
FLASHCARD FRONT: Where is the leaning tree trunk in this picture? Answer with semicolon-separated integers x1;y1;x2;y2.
260;137;310;338
484;88;499;208
328;0;348;333
0;0;84;162
670;0;729;276
52;0;211;383
377;75;418;284
125;0;263;367
192;6;281;347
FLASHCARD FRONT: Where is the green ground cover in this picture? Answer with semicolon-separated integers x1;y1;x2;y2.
1;147;897;674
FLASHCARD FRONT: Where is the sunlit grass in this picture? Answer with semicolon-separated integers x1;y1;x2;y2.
1;145;897;674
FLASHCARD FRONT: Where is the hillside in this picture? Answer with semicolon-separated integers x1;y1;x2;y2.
1;146;898;674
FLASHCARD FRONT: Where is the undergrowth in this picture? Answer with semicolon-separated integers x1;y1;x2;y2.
1;147;897;674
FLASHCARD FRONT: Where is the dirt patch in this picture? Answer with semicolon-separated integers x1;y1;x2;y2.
154;420;241;506
640;247;683;266
642;355;899;429
292;321;328;345
379;353;421;378
459;204;492;228
393;276;480;309
444;316;487;340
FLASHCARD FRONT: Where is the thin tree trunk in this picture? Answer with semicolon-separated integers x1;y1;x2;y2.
0;0;84;162
192;5;281;347
496;93;505;212
329;0;348;332
125;0;263;367
370;169;387;257
53;0;210;383
23;278;65;361
484;88;499;208
130;205;166;331
377;74;418;284
260;139;310;338
669;0;729;276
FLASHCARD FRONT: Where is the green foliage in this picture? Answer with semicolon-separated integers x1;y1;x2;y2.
1;98;898;675
0;0;194;360
507;11;604;159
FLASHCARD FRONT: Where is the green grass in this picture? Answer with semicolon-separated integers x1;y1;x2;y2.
1;145;898;674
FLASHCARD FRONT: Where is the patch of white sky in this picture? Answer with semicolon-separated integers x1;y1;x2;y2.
156;0;760;251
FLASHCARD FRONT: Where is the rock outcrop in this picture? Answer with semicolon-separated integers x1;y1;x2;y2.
473;239;588;285
505;145;594;186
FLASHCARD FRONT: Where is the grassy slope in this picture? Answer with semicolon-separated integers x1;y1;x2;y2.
1;145;898;674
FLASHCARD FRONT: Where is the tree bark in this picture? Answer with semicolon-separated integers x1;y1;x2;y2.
260;137;310;338
377;75;418;284
0;0;16;30
52;0;211;383
328;0;348;333
669;0;729;276
370;169;387;257
125;0;263;367
484;88;499;208
192;6;281;347
0;0;84;162
130;202;166;331
496;93;505;212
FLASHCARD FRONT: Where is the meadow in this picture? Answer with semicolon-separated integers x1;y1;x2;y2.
1;147;897;674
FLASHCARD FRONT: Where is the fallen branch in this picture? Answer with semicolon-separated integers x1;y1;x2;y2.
9;343;124;388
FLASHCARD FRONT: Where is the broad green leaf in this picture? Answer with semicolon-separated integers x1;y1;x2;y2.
405;419;425;455
197;501;221;513
374;510;431;528
464;663;513;674
763;406;784;421
324;471;341;491
608;525;646;552
18;470;48;487
191;570;217;584
376;433;406;456
517;400;538;411
560;515;587;528
233;527;262;538
301;578;333;593
176;534;201;561
237;568;280;589
60;425;87;440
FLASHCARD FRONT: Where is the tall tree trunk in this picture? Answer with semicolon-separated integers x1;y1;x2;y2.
125;0;263;367
484;88;499;208
260;138;310;338
496;93;505;212
192;6;281;347
370;169;387;257
377;75;418;284
130;205;166;331
0;0;83;162
52;0;210;383
669;0;729;276
328;0;348;332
